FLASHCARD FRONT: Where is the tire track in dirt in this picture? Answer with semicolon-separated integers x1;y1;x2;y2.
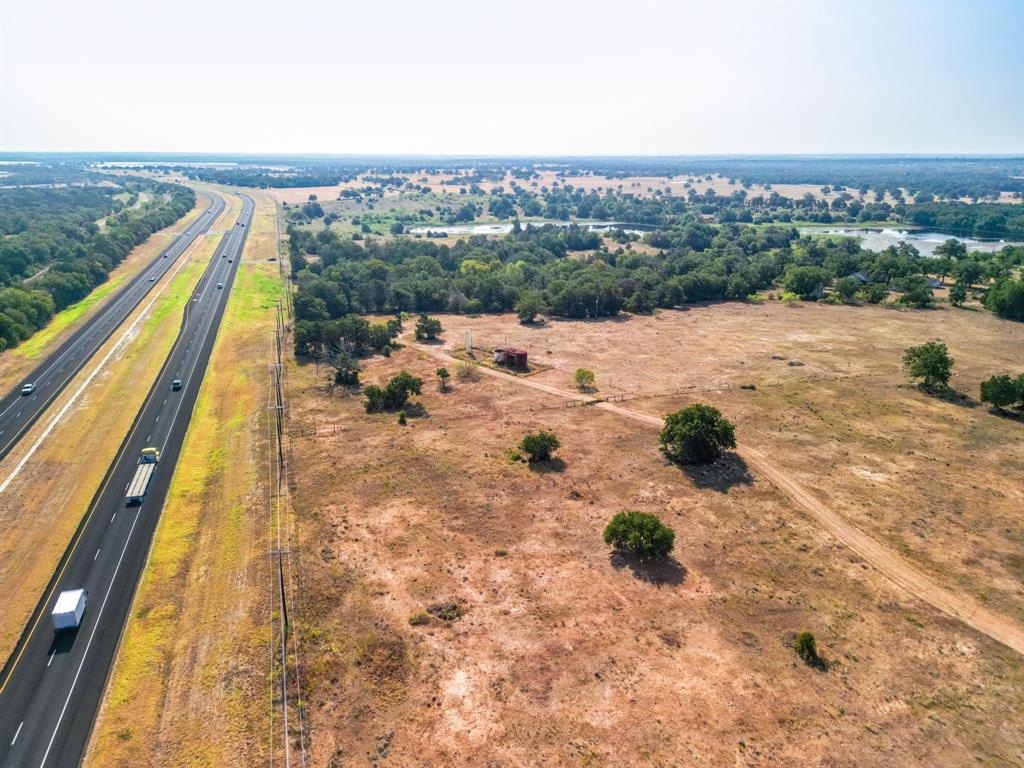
413;341;1024;656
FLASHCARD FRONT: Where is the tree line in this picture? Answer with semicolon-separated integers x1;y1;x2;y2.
0;181;195;351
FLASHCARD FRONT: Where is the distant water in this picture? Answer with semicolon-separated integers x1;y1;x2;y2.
801;227;1022;257
409;220;652;236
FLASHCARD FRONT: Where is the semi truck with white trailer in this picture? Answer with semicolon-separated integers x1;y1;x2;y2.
126;447;160;504
52;588;87;631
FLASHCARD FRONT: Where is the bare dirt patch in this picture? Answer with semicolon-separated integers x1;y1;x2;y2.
288;302;1024;766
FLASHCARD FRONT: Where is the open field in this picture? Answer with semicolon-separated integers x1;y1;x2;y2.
0;222;223;666
86;188;283;767
269;171;914;207
286;302;1023;766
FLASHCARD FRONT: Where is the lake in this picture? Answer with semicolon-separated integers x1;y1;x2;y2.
799;227;1023;257
409;221;653;236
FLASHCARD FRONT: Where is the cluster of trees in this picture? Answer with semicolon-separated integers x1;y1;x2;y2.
293;311;400;358
905;202;1024;240
289;218;805;322
363;371;422;412
291;213;1024;327
0;181;194;351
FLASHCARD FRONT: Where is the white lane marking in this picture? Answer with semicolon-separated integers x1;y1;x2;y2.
47;650;55;667
111;513;116;522
0;233;203;499
11;720;23;745
94;548;100;561
39;506;144;768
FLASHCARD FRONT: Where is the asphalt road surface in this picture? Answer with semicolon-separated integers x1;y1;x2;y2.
0;193;254;768
0;191;226;463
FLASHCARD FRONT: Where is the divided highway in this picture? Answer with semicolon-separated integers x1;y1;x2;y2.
0;194;254;768
0;191;226;462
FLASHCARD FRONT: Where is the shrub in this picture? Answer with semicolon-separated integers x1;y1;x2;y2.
408;612;430;626
436;367;450;391
603;511;675;560
793;631;821;666
398;410;407;425
660;404;737;464
414;313;443;340
745;293;765;304
859;283;887;304
574;368;596;391
780;291;800;305
832;276;861;302
903;341;953;392
456;361;479;381
518;430;560;462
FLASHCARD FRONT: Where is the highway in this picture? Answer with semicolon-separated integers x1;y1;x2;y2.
0;191;226;463
0;193;254;768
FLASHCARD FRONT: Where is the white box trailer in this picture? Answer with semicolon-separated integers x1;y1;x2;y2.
52;588;86;631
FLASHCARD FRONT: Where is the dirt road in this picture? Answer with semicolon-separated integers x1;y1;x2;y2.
413;341;1024;657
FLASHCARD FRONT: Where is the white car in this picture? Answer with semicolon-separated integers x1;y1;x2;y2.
21;383;35;396
217;282;224;289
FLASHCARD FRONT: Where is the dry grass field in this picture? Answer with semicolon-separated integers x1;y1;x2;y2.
269;171;912;207
86;188;284;767
287;301;1023;767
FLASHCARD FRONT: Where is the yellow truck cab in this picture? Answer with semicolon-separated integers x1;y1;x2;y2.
140;447;160;464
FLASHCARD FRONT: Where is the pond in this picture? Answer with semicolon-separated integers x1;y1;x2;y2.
799;227;1023;257
408;220;653;236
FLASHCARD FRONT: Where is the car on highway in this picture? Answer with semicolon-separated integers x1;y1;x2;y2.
171;379;182;391
228;259;233;263
217;282;224;289
149;276;156;281
21;383;35;396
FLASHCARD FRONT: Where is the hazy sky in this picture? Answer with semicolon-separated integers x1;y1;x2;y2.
2;0;1022;155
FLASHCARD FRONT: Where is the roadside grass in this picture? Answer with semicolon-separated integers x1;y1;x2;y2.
0;231;220;664
86;189;282;768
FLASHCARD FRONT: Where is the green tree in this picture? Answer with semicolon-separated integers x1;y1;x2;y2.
518;430;560;463
414;313;443;340
980;374;1022;411
436;367;450;391
859;283;887;304
783;266;831;299
934;239;968;261
949;281;968;307
897;276;934;308
983;278;1024;320
832;276;860;302
603;511;675;560
327;348;360;386
660;404;737;464
573;368;596;391
364;371;423;412
515;291;547;323
903;341;953;392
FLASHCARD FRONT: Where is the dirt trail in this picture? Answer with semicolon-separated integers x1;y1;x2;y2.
413;341;1024;656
